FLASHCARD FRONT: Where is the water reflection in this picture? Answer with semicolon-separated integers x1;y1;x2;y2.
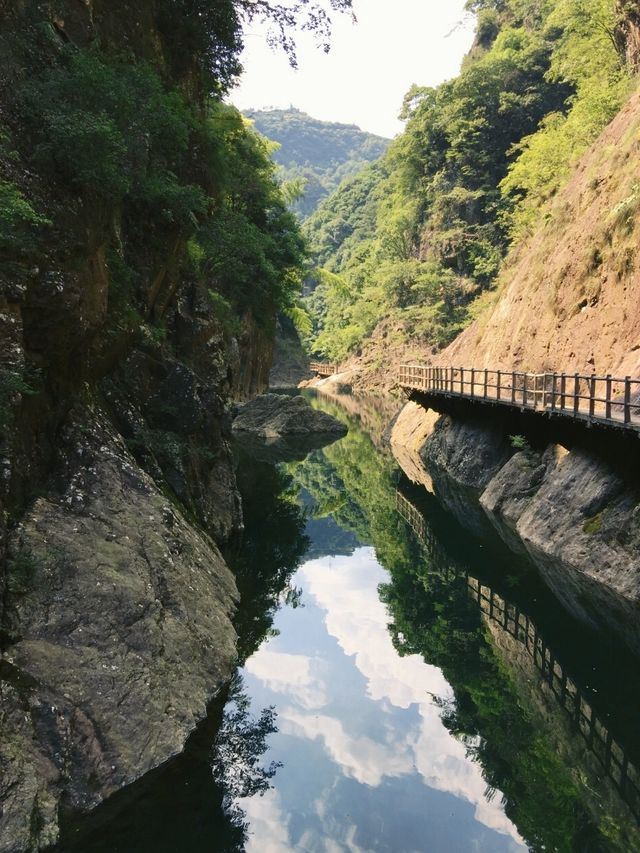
212;673;282;844
55;394;640;852
396;488;640;838
235;397;640;852
237;548;525;851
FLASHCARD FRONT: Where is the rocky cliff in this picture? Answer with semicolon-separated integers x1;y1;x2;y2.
438;91;640;378
386;48;640;651
391;402;640;656
0;2;294;848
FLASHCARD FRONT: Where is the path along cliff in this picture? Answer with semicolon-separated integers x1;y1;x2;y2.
387;90;640;655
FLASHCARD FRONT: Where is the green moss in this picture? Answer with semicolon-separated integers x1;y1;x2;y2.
0;366;42;432
582;512;603;535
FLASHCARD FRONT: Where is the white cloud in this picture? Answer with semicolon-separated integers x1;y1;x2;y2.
280;710;414;786
245;649;329;709
299;548;452;709
244;788;291;853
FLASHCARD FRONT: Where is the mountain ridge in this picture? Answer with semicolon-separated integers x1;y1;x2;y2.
244;107;389;219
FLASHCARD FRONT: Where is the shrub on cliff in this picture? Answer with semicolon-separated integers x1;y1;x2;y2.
191;103;307;322
0;179;49;254
24;48;202;220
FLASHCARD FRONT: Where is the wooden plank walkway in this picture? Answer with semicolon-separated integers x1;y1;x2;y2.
310;361;338;377
395;490;640;821
399;365;640;434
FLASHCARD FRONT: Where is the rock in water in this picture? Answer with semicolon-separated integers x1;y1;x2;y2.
232;394;348;439
0;409;238;850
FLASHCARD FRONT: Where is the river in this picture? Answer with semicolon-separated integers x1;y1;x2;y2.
55;393;640;852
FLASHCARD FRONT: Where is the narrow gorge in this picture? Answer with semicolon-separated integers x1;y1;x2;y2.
2;0;640;850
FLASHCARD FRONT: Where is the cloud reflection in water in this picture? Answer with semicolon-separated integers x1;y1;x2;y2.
240;547;526;852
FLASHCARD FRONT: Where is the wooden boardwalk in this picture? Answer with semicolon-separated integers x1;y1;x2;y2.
395;490;640;821
310;361;338;378
398;365;640;434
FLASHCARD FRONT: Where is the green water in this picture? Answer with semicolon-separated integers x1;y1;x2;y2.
56;395;640;853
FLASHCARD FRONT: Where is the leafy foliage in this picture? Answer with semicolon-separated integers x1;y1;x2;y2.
302;0;631;362
25;49;202;215
246;108;389;219
500;0;631;237
0;179;49;254
0;130;50;254
191;104;307;321
10;42;307;345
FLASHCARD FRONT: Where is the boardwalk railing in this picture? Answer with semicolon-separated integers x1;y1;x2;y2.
395;490;640;821
310;361;338;377
398;364;640;432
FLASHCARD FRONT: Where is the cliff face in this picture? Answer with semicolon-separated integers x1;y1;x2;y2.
0;3;282;848
391;403;640;656
387;77;640;649
1;411;238;851
616;1;640;71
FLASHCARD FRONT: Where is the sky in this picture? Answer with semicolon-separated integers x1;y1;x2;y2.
230;0;476;138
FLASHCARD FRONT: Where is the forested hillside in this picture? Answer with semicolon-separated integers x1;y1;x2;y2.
245;108;389;218
303;0;635;368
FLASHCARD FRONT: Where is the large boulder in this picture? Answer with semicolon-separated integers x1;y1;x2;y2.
0;408;238;851
232;394;347;439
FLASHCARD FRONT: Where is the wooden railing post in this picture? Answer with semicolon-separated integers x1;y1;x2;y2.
624;377;631;425
400;363;637;434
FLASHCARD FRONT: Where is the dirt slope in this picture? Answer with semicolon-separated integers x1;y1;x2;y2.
440;91;640;377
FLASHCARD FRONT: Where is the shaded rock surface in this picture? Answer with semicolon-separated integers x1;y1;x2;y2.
268;312;312;389
391;402;640;653
0;410;238;852
232;394;348;439
103;348;241;543
233;429;345;464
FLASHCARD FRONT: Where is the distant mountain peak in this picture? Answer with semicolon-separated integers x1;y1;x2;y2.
244;108;390;219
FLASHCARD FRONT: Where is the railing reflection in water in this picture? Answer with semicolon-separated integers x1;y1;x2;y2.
395;490;640;822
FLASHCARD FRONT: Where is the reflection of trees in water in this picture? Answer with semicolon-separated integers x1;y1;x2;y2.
212;674;282;844
385;490;640;853
230;454;310;662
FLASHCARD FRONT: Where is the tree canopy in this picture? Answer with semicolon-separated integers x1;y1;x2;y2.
301;0;631;363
